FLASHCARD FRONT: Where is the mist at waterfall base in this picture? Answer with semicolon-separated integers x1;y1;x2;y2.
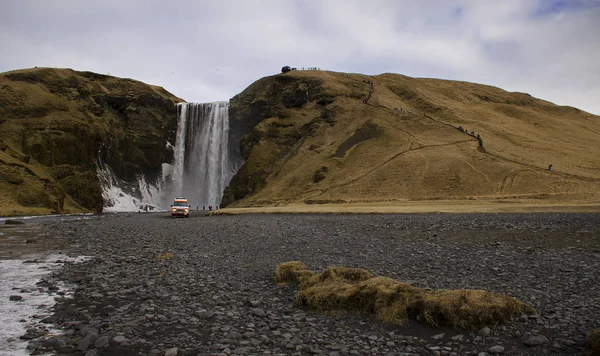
98;102;242;212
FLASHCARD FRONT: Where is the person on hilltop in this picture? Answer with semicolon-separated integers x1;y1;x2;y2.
548;164;553;171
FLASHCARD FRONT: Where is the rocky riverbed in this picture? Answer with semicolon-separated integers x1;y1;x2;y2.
11;212;600;355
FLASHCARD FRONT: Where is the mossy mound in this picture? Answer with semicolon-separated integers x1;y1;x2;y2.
275;261;536;330
588;329;600;356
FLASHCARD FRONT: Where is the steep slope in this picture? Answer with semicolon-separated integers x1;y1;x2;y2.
223;70;600;207
0;68;181;216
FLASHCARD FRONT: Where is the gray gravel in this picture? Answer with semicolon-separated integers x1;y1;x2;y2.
19;212;600;355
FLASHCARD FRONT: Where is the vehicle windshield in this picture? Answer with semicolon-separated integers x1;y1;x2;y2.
173;201;188;207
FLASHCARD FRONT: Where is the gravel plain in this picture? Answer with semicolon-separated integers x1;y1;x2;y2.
12;212;600;356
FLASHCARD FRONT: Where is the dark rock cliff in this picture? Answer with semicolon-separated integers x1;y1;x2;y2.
0;68;182;215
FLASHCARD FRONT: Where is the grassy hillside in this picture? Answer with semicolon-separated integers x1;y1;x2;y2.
0;68;182;216
223;70;600;207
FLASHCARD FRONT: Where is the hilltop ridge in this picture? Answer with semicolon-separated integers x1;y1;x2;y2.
222;69;600;207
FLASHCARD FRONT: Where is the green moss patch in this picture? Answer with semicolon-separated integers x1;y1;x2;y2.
59;171;103;212
313;166;329;183
275;261;535;330
588;329;600;356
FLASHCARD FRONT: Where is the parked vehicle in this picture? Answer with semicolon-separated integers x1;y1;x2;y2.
171;198;190;218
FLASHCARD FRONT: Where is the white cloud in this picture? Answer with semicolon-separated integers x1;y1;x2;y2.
0;0;599;114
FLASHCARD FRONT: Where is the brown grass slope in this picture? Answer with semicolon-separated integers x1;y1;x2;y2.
224;70;600;207
0;67;182;216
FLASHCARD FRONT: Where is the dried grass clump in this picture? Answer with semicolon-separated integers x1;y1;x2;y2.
274;261;315;285
296;276;422;325
275;262;536;331
413;289;536;330
588;329;600;356
300;266;373;289
156;252;174;260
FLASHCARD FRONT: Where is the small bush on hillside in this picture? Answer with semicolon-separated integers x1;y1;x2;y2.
277;109;292;119
313;166;329;183
321;109;337;126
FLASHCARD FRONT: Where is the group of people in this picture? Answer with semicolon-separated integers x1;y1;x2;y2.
458;126;484;148
198;205;219;211
363;82;375;104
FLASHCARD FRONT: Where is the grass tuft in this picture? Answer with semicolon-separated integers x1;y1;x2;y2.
156;252;174;260
276;261;536;330
274;261;314;285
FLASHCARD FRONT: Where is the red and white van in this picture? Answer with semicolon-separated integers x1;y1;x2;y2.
171;198;190;217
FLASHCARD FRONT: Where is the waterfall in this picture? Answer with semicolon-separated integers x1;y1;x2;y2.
98;101;241;212
173;103;188;199
170;101;238;208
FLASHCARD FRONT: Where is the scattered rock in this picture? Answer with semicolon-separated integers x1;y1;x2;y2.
479;327;491;337
522;335;550;346
94;335;109;348
18;213;600;356
112;335;126;343
9;295;23;301
164;347;178;356
76;333;98;351
488;345;505;354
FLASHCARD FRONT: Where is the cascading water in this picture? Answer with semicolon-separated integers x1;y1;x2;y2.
172;103;188;199
172;102;238;208
98;101;242;211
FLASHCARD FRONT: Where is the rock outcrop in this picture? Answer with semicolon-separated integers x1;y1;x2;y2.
0;68;182;215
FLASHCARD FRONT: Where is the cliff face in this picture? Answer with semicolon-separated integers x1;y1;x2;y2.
223;70;600;207
0;68;181;216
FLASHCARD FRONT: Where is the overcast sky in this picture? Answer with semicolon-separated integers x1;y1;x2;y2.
1;0;599;114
